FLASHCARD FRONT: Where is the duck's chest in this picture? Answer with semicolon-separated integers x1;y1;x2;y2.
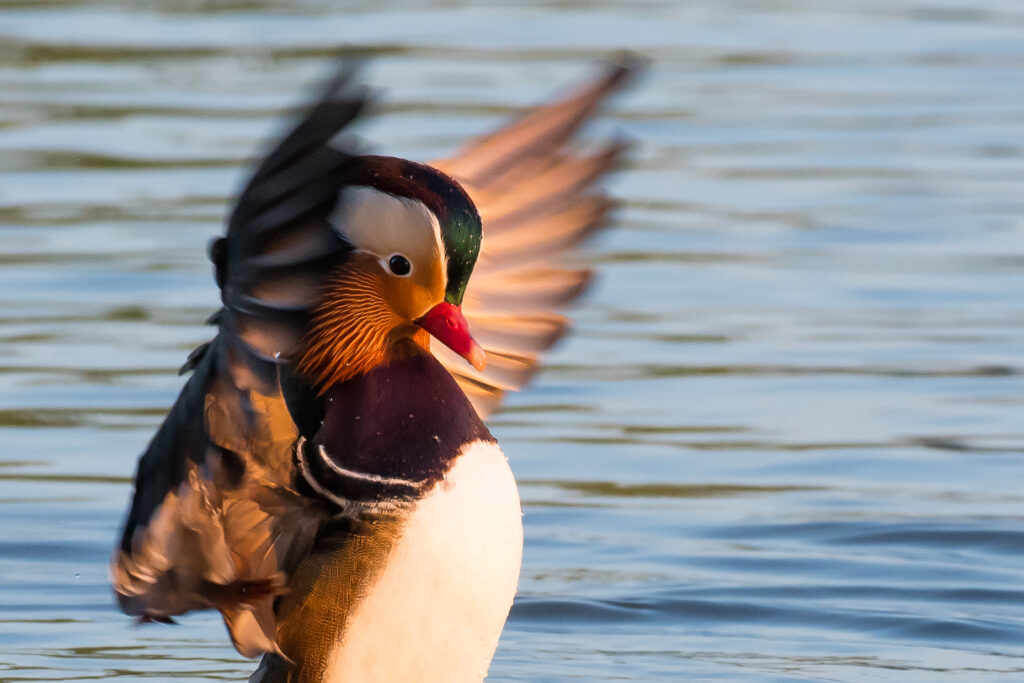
322;440;522;683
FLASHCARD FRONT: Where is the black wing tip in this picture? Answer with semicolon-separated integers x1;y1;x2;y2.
319;57;363;94
308;59;374;125
292;57;370;119
240;59;371;194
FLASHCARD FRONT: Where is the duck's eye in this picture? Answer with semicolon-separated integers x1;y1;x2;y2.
388;254;411;276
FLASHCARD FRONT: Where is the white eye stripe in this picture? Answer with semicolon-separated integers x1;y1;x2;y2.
330;187;443;283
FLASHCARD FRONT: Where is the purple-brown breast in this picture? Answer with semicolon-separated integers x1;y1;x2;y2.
294;351;495;506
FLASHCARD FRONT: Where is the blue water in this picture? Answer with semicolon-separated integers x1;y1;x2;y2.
2;1;1024;680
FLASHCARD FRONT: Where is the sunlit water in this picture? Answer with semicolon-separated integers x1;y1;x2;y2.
2;1;1024;680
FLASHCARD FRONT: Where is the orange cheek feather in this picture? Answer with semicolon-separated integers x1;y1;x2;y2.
295;257;448;391
296;261;399;390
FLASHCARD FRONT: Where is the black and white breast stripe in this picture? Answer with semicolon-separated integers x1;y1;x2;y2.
295;436;426;508
290;352;495;512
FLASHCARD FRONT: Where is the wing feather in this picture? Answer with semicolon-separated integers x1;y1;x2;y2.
432;55;644;416
113;64;368;655
435;56;641;185
113;57;643;659
467;267;592;312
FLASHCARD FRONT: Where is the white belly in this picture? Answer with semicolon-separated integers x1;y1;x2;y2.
324;440;523;683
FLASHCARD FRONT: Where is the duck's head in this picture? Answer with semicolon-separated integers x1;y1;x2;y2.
295;155;485;391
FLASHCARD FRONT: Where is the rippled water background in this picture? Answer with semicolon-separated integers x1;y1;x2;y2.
2;0;1024;680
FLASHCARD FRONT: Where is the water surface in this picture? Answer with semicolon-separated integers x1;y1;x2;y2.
2;1;1024;680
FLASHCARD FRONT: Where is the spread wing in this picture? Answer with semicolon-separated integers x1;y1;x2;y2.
112;57;643;660
112;66;368;657
430;55;644;417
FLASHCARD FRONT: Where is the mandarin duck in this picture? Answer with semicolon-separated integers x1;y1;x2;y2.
112;55;642;683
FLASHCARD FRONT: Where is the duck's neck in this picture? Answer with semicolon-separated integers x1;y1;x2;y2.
293;351;493;510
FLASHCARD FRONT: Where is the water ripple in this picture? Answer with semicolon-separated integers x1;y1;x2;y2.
3;0;1024;679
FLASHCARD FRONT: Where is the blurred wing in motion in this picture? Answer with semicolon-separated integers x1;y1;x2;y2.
430;55;644;417
112;66;368;657
112;56;644;660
